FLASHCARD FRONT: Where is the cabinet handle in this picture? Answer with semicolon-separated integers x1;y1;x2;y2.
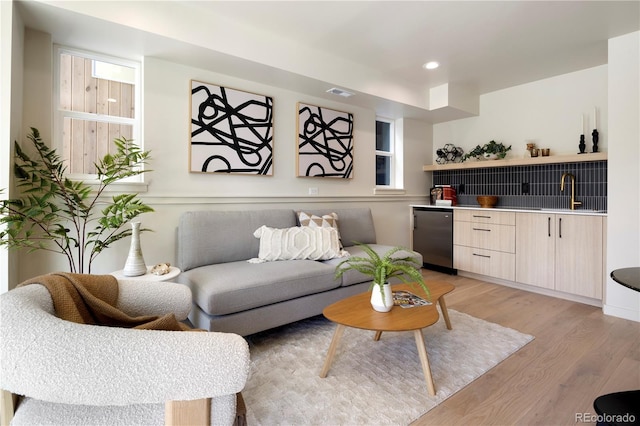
472;228;491;232
473;253;491;259
548;217;551;237
473;215;492;219
559;217;562;238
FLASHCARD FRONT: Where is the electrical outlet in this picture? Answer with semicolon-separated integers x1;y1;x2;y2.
522;182;530;194
308;187;319;195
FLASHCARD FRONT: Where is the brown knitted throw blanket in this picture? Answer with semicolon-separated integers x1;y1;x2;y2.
19;272;192;331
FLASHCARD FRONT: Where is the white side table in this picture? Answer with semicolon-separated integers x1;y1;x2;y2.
111;266;181;282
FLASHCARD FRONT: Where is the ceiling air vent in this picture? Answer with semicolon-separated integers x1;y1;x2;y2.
326;88;354;98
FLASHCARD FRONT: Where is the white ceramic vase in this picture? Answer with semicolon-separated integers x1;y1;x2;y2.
122;221;147;277
370;282;393;312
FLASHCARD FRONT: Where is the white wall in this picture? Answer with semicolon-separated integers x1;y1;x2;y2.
0;1;24;294
14;35;431;284
144;57;375;198
605;31;640;322
433;65;608;158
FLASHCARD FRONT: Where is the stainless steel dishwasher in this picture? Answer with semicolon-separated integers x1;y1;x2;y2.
412;207;456;274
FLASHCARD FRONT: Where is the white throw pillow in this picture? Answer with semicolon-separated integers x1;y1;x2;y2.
296;211;344;248
248;225;349;263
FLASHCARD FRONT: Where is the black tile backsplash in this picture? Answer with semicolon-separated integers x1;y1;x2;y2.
433;160;607;211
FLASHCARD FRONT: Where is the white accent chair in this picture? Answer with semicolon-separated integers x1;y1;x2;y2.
0;279;250;425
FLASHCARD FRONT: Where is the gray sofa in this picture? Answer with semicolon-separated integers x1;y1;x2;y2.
176;207;422;336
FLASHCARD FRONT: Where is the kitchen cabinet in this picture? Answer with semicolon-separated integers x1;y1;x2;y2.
515;212;603;299
454;209;516;281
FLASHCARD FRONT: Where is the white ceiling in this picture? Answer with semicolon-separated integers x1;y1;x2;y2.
16;1;640;122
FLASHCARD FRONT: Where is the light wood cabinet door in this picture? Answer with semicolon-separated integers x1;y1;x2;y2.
454;246;515;281
455;209;516;225
515;213;555;289
555;215;603;299
515;212;604;300
455;221;515;253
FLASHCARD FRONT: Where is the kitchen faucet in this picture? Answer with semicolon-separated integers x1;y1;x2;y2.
560;172;582;210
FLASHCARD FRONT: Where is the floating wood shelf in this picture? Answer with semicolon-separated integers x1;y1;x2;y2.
423;152;607;171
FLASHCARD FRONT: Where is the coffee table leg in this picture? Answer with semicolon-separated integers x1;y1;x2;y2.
373;331;382;341
320;324;345;378
438;296;452;330
413;329;436;396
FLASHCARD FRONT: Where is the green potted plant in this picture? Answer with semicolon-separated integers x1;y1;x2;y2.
0;127;153;274
334;243;430;312
462;140;512;161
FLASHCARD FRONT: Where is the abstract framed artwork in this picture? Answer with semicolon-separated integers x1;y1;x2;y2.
297;102;354;178
190;80;273;175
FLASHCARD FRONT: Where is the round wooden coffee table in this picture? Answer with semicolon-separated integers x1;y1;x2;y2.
319;280;455;396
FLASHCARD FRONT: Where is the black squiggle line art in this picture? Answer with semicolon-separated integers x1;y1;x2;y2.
191;82;273;174
298;104;353;178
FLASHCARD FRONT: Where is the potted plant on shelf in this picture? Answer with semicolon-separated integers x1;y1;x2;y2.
0;127;153;274
334;243;430;312
462;140;512;161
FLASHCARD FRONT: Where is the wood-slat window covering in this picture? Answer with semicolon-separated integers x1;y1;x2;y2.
58;53;135;175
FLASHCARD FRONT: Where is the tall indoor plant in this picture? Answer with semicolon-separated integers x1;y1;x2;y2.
0;127;153;274
335;243;430;312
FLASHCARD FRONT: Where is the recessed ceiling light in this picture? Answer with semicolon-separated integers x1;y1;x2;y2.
107;98;117;103
423;61;439;70
326;88;354;98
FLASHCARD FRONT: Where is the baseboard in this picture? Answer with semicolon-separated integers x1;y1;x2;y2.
603;304;640;322
457;271;603;307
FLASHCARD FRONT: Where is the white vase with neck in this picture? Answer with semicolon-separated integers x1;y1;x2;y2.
122;221;147;277
370;282;393;312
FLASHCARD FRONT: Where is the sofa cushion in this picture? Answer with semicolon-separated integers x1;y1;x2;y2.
296;211;344;250
296;211;343;248
296;211;339;230
250;225;348;262
181;260;340;315
304;208;377;246
322;244;423;287
177;210;297;271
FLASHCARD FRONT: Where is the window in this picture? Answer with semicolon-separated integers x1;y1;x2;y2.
54;46;141;180
376;118;394;186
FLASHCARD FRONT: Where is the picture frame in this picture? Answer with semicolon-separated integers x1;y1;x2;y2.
190;80;274;175
296;102;354;178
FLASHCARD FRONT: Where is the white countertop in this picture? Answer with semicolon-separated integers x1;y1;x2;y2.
411;204;607;216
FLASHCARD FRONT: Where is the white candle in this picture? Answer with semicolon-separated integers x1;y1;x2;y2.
593;107;597;129
581;114;584;135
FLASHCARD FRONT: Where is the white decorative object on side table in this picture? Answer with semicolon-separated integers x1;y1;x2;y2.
111;265;181;282
122;221;147;276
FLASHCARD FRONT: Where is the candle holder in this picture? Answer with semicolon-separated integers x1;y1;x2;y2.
578;134;586;154
592;129;599;153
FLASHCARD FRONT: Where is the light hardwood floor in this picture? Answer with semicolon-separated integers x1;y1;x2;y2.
412;269;640;426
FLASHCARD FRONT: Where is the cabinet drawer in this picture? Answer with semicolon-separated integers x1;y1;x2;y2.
454;245;515;281
455;209;516;225
454;221;515;253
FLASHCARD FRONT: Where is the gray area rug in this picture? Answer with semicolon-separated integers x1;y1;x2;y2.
243;309;534;425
